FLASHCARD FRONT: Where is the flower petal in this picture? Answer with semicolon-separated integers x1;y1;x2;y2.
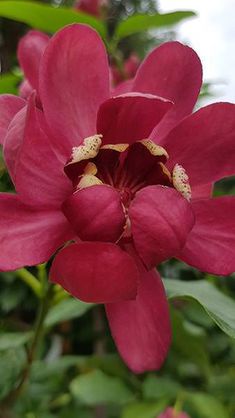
0;194;72;271
0;95;25;145
161;103;235;187
129;185;195;268
50;242;139;303
133;41;202;139
39;24;110;158
17;30;49;91
62;185;126;242
5;94;72;209
106;267;171;373
178;196;235;275
97;93;172;145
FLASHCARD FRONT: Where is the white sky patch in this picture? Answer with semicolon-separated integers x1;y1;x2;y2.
158;0;235;104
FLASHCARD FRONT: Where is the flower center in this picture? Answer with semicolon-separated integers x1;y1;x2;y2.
64;134;192;204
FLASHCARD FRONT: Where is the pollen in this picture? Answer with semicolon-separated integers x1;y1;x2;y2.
172;164;192;201
71;134;103;163
139;139;169;159
101;143;129;152
78;174;103;189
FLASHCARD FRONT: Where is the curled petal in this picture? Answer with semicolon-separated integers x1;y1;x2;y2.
50;242;139;303
97;93;172;145
62;185;126;242
129;185;195;268
178;196;235;275
106;267;171;373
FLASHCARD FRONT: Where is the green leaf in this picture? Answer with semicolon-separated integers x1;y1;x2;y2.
143;375;181;402
121;401;167;418
115;11;196;40
164;279;235;339
70;369;134;405
186;392;230;418
0;332;31;350
0;73;21;95
45;297;94;327
0;1;106;37
0;347;27;400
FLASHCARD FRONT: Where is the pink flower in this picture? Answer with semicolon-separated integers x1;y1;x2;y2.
74;0;108;17
1;24;235;373
158;407;190;418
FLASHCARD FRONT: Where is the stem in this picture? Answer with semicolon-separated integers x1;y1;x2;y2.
2;281;53;406
15;268;42;298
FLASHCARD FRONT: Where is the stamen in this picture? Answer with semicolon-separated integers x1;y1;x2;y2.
101;143;129;152
172;164;192;201
78;174;103;189
139;139;169;159
71;134;103;163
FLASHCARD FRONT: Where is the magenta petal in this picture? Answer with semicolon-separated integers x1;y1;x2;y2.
129;186;195;268
39;24;110;157
161;103;235;187
62;185;126;242
158;408;190;418
97;93;172;145
178;197;235;275
50;242;139;303
17;30;49;90
0;95;25;145
133;41;202;139
106;268;171;373
3;106;27;183
0;194;73;271
5;95;72;209
112;79;134;96
19;79;34;99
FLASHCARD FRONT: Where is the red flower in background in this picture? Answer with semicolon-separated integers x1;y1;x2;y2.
1;24;235;373
158;407;190;418
74;0;108;17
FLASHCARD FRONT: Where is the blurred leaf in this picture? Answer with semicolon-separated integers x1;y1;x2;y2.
0;73;21;94
70;369;134;405
186;392;230;418
122;401;167;418
143;375;181;401
0;347;26;400
45;298;94;327
115;11;196;40
171;308;210;376
0;332;31;350
0;1;106;37
164;279;235;338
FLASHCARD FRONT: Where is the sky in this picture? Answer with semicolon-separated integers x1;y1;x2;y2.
158;0;235;104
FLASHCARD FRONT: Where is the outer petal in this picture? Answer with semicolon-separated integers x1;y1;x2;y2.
0;95;25;145
3;106;27;182
97;93;172;145
161;103;235;187
106;268;171;373
50;242;139;303
4;95;72;209
178;196;235;275
19;79;33;100
62;185;126;242
39;24;110;158
129;186;195;268
17;30;50;90
0;194;72;271
133;42;202;139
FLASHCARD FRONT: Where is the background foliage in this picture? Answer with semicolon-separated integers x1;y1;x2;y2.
0;1;235;417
